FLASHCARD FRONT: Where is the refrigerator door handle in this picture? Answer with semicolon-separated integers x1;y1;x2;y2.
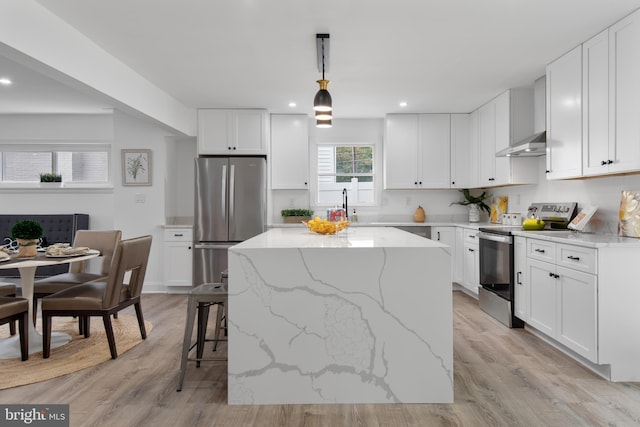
229;163;235;223
221;164;227;215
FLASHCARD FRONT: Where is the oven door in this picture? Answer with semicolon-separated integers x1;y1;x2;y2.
477;231;513;300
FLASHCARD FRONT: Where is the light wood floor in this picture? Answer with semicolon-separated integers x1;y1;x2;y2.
1;291;639;427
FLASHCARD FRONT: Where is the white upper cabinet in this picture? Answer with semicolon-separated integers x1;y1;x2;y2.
546;45;583;180
477;89;537;187
583;16;640;177
384;114;451;189
270;114;309;190
198;109;268;155
384;114;419;189
450;114;471;188
608;9;640;174
478;100;497;185
582;30;610;176
418;114;451;188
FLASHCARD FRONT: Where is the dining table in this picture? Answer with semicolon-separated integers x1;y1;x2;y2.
0;249;99;359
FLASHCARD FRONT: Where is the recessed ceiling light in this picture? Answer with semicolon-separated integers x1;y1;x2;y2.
399;101;407;107
0;78;12;86
288;102;296;108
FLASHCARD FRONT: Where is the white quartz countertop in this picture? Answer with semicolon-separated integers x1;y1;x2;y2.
232;227;448;249
512;229;640;248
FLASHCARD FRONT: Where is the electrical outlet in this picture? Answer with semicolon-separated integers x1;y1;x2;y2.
135;193;146;203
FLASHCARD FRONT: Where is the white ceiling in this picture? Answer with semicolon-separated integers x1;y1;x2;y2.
2;0;640;120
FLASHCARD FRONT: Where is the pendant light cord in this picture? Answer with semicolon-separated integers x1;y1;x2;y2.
321;38;326;80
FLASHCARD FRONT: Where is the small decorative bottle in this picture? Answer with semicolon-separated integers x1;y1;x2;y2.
352;209;358;222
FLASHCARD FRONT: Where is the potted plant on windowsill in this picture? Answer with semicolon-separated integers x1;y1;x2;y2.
450;189;491;223
39;172;63;187
281;209;314;224
11;220;43;258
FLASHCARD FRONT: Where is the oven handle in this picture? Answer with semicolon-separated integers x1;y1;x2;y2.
477;231;513;244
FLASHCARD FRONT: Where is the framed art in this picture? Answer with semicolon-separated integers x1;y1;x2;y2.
122;149;152;186
568;205;598;232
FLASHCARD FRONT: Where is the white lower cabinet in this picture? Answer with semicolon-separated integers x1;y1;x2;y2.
164;228;193;287
432;226;457;285
525;238;597;362
461;229;479;295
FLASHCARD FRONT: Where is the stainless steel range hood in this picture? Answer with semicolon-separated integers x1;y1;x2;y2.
496;131;546;157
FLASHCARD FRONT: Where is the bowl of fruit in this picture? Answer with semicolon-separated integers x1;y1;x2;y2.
303;217;350;235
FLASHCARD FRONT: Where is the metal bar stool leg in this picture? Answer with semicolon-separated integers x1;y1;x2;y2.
177;293;198;392
212;302;225;351
196;302;210;368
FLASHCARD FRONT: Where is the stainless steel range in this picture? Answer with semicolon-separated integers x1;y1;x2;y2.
477;202;578;328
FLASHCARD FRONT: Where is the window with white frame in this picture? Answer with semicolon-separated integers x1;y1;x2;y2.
317;144;374;205
0;144;110;184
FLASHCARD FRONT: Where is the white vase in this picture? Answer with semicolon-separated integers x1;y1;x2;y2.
469;204;480;222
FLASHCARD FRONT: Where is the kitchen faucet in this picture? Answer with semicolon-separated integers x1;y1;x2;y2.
342;188;348;220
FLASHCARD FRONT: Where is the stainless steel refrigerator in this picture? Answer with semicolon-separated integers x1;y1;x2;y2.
193;156;266;285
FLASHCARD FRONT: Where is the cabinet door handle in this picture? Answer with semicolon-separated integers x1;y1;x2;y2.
548;272;554;278
567;255;580;261
437;232;441;241
188;246;192;250
173;233;183;237
468;248;474;252
601;160;607;166
548;272;559;279
517;271;522;285
469;235;475;239
608;160;614;165
535;248;545;253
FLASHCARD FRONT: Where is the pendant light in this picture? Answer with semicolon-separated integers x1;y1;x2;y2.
314;34;332;126
316;118;332;128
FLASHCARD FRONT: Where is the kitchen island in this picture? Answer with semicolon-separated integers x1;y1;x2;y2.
228;227;452;404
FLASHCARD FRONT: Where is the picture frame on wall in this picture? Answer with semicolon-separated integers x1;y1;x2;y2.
122;149;152;186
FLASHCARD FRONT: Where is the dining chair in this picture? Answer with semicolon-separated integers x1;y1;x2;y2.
0;283;18;335
33;230;122;324
41;235;152;359
0;296;29;361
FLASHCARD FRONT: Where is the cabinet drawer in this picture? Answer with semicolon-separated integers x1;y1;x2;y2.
463;229;479;245
527;239;556;262
164;229;193;242
556;244;596;274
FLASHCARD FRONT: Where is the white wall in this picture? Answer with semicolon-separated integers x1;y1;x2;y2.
0;111;176;292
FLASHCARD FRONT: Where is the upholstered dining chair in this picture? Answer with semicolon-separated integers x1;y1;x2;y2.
0;296;29;361
41;235;152;359
0;283;18;335
33;230;122;323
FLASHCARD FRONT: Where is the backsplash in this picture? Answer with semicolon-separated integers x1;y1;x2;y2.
271;157;640;234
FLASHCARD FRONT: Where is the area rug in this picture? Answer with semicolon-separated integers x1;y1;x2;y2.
0;315;152;390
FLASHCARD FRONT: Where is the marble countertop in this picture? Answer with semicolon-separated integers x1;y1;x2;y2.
232;227;448;249
269;221;492;229
512;229;640;248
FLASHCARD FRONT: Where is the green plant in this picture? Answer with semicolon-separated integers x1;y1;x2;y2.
11;220;44;240
281;209;314;217
450;189;492;214
39;172;62;182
